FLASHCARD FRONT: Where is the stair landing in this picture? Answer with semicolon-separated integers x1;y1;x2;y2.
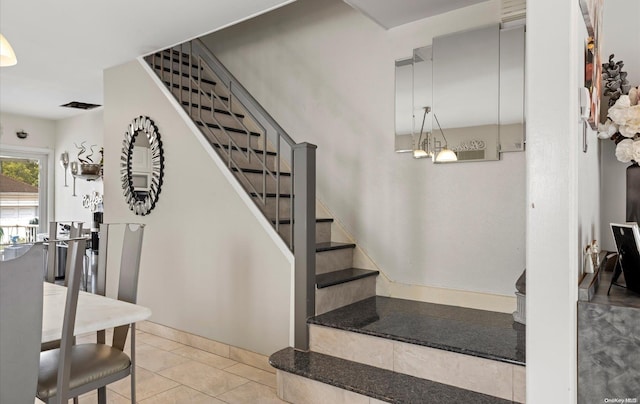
271;297;526;403
310;296;525;365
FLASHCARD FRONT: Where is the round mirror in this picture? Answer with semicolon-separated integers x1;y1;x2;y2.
120;116;164;215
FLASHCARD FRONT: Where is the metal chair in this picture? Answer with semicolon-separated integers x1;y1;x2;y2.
36;224;145;404
0;243;44;404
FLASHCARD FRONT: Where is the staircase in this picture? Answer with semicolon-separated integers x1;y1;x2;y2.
144;41;379;318
271;297;526;403
145;40;526;403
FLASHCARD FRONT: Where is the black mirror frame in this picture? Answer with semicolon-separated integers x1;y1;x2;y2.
120;116;165;216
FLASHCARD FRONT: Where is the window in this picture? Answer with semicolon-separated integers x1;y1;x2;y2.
0;149;50;245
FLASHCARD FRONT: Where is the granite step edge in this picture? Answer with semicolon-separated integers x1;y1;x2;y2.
269;347;514;404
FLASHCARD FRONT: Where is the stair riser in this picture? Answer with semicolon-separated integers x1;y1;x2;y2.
252;196;291;218
278;221;332;246
316;248;354;275
277;371;373;404
315;276;376;315
308;324;525;402
239;171;292;195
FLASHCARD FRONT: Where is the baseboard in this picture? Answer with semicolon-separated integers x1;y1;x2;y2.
376;273;517;313
137;320;274;374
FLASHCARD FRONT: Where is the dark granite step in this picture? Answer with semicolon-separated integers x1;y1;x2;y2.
212;143;275;156
316;268;379;289
156;53;200;69
269;348;513;403
310;296;526;366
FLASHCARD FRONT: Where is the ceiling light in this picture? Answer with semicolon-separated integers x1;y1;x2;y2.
0;34;18;67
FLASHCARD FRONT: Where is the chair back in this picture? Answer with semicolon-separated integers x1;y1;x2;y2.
97;224;145;351
46;221;57;283
0;243;44;404
54;238;87;403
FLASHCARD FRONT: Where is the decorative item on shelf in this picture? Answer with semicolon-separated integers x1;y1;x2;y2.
70;161;78;197
584;240;600;274
59;151;69;187
596;55;640;224
72;141;102;180
82;191;103;212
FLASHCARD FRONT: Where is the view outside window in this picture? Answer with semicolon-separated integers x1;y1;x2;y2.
0;157;40;247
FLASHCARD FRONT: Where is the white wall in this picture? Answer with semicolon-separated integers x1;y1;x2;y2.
103;60;292;355
54;109;104;226
599;0;640;251
526;0;602;401
202;0;526;299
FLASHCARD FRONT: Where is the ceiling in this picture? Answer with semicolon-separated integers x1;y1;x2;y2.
0;0;488;121
0;0;295;120
343;0;489;29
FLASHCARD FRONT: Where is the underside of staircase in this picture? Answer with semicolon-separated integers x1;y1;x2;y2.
145;42;526;403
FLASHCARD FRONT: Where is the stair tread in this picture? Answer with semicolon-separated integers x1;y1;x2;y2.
182;101;245;118
309;296;526;366
151;64;217;86
316;242;356;252
316;268;379;289
212;143;277;157
273;218;333;224
195;120;261;136
163;81;228;102
231;167;291;176
269;348;512;404
249;192;292;198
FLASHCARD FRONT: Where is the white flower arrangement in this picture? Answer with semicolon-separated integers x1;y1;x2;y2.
598;86;640;163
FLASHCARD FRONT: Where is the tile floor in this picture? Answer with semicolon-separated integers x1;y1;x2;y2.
36;329;287;404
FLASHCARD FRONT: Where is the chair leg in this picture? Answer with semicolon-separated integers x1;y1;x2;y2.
130;323;136;403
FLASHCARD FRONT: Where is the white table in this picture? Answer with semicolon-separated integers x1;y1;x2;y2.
42;283;152;343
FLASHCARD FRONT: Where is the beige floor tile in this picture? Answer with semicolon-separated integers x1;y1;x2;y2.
139;385;225;404
135;343;192;372
109;366;179;400
225;363;277;388
136;332;185;351
172;345;238;369
217;381;287;404
158;361;249;397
